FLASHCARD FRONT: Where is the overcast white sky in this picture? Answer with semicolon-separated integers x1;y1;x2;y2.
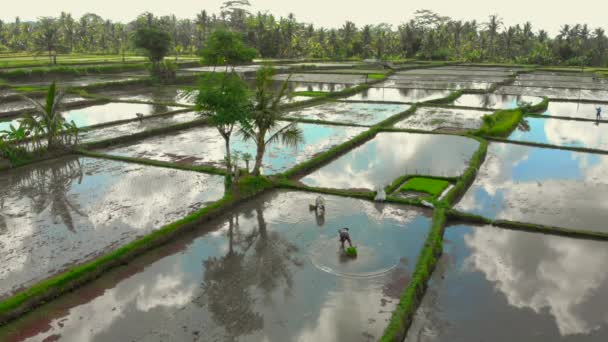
1;0;606;36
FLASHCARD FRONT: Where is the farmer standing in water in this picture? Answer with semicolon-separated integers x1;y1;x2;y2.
338;228;353;248
596;106;602;121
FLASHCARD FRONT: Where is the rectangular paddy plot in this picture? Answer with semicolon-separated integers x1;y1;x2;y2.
79;111;201;143
100;123;366;174
0;95;92;117
273;73;367;84
496;85;608;101
406;224;608;342
510;116;608;151
299;132;479;190
94;85;196;105
0;190;432;342
8;71;148;87
345;88;451;103
0;156;225;299
456;142;608;233
381;79;494;90
395;107;490;131
286;102;410;126
1;102;184;133
452;93;543;109
514;71;608;90
544;101;608;119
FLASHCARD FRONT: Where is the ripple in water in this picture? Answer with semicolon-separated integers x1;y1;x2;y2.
308;237;399;278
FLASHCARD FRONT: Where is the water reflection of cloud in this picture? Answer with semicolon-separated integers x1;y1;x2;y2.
464;226;608;336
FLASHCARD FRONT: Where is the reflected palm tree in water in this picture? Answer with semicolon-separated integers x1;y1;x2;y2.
200;201;302;339
8;157;85;233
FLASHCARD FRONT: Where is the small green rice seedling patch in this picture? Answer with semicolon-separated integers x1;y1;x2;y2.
400;177;449;197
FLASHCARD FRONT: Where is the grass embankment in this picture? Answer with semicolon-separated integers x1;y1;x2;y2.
447;209;608;241
0;63;147;80
400;178;449;197
423;90;463;105
0;174;274;325
291;91;328;97
380;208;446;342
367;73;387;80
475;109;523;137
384;174;457;195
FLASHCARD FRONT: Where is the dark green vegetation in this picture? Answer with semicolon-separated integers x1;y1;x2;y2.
400;177;449;196
291;90;328;97
132;24;175;82
345;246;358;257
1;6;607;66
476;108;523;137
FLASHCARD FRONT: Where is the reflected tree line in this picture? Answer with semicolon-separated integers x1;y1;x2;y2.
200;201;302;340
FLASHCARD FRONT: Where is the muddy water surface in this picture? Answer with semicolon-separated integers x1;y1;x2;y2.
544;101;608;119
287;102;409;125
510;117;608;150
406;224;608;342
456;142;608;233
273;73;367;84
346;88;451;103
0;190;432;342
395;107;489;131
80;111;201;143
0;156;225;299
496;86;608;101
300;132;479;190
101;123;366;174
61;102;181;127
453;93;542;109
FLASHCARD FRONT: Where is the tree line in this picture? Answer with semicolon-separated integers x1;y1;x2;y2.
0;1;606;66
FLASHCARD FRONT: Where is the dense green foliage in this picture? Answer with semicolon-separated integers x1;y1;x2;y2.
477;109;523;137
401;177;449;196
0;5;606;66
200;29;257;66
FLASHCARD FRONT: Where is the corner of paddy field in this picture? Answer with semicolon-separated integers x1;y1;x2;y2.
400;177;450;197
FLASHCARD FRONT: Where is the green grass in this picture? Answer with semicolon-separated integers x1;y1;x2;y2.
476;108;523;137
380;208;446;341
400;178;449;196
345;247;358;257
291;90;329;97
423;90;463;105
442;137;488;206
367;73;387;80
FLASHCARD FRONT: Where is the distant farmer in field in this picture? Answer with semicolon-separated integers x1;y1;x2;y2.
338;228;352;248
596;106;602;121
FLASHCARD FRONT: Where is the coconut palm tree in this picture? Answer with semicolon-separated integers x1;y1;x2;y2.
240;66;304;176
20;82;68;149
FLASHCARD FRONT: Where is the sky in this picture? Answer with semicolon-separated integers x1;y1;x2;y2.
1;0;606;36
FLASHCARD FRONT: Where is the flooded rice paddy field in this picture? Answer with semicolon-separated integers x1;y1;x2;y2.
345;88;451;103
543;101;608;119
0;156;225;299
300;132;479;190
4;63;608;341
0;191;432;342
79;111;201;143
273;73;367;84
456;142;608;233
286;102;410;125
1;102;181;133
0;95;93;117
394;107;490;131
496;85;608;101
100;123;366;174
510;117;608;150
8;71;148;87
406;224;608;342
452;93;543;109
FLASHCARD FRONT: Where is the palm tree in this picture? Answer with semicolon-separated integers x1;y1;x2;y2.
240;66;304;176
485;14;503;60
20;82;68;149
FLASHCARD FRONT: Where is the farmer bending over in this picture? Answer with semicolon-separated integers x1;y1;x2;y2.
338;228;352;248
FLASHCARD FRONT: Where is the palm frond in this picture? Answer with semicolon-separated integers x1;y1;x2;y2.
264;122;303;149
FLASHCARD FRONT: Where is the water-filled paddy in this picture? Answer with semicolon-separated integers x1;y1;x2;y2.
510;117;608;150
287;102;409;125
0;95;92;117
0;190;432;342
9;71;148;87
273;73;367;84
0;156;225;299
381;79;494;90
452;93;542;109
406;224;608;342
101;123;366;174
80;111;201;143
497;85;608;101
395;107;489;131
544;101;607;119
300;132;479;190
345;88;451;103
456;142;608;233
60;102;181;127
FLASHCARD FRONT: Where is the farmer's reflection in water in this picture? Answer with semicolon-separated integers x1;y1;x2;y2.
200;203;301;340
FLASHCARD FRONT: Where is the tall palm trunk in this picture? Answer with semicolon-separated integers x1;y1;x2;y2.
252;136;266;176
